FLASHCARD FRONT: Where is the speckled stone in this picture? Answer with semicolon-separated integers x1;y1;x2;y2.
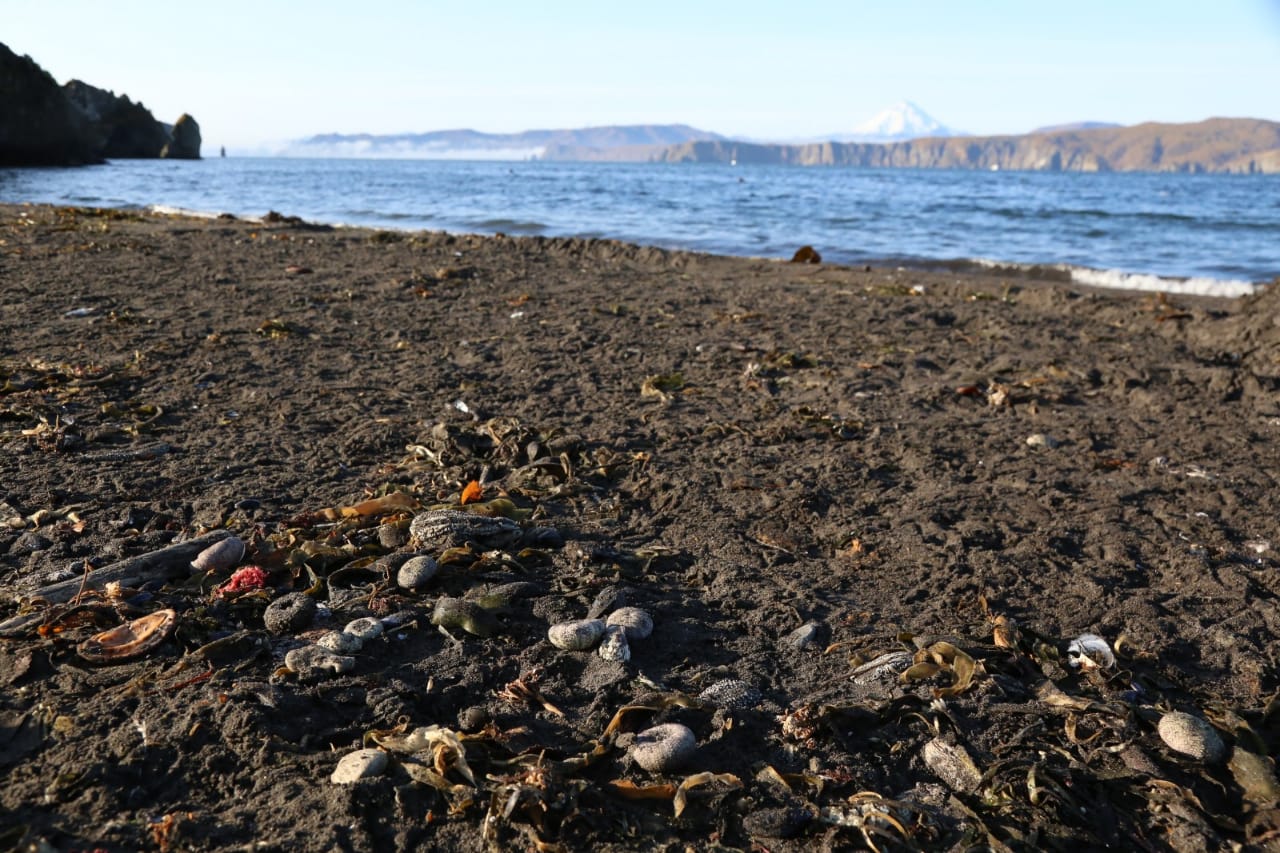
263;592;317;635
698;678;761;710
317;630;363;654
605;607;653;641
597;624;631;662
343;617;384;643
1158;712;1227;764
285;645;355;681
396;555;438;590
547;618;605;650
630;723;697;773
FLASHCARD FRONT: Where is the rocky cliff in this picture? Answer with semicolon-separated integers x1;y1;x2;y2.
545;118;1280;174
0;42;200;166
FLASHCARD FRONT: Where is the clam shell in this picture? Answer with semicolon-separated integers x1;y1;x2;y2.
547;618;605;650
631;723;697;773
598;624;631;662
605;607;653;641
330;748;388;784
1158;711;1227;764
1066;633;1115;670
77;608;177;663
189;536;246;574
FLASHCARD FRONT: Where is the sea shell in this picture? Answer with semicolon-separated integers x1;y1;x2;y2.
698;678;761;710
630;723;697;773
547;618;605;650
1158;711;1227;764
1066;633;1115;670
597;624;631;662
396;555;439;590
76;608;177;663
344;617;384;643
605;607;653;641
330;748;388;784
189;535;246;574
285;645;355;681
263;592;318;635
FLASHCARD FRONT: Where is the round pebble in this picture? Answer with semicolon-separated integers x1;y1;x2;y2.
784;622;821;650
285;645;355;681
343;617;384;643
548;618;605;650
698;678;761;710
396;555;438;590
378;523;408;550
457;705;490;732
1025;433;1061;449
630;723;697;773
330;748;388;784
1158;711;1227;764
263;592;317;635
190;536;245;574
317;630;363;654
606;607;653;641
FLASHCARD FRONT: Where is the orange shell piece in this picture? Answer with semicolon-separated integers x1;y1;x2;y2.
77;608;177;663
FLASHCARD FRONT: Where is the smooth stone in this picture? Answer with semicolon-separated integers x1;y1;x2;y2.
396;555;439;590
343;617;384;643
784;622;821;650
1158;711;1227;764
330;748;388;784
263;592;317;635
317;630;363;654
285;645;355;681
1025;433;1061;449
631;723;697;773
547;618;605;650
189;535;246;573
605;607;653;641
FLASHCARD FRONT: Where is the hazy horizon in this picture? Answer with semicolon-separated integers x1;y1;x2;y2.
5;0;1279;151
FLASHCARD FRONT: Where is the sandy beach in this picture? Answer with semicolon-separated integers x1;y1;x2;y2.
1;204;1278;850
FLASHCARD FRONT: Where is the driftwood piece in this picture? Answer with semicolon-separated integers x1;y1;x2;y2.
16;530;232;605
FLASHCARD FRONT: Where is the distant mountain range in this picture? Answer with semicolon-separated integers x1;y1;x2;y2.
282;104;1280;174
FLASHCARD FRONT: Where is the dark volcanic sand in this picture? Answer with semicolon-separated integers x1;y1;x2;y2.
1;204;1278;851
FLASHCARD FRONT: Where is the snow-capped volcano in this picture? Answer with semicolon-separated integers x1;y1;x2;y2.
836;101;964;142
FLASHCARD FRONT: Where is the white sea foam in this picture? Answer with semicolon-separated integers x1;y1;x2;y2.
969;257;1258;297
147;204;227;220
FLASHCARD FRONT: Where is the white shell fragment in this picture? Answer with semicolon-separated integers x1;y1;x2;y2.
343;617;384;643
190;536;246;574
285;645;356;681
1066;633;1115;670
598;624;631;662
547;618;606;651
330;748;388;784
1158;712;1227;764
605;607;654;641
1025;433;1061;449
631;723;697;773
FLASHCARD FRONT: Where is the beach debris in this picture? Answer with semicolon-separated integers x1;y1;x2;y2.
1066;633;1115;670
1158;712;1227;764
330;748;388;784
640;372;684;401
921;738;983;793
1025;433;1061;449
850;650;913;684
900;642;980;697
547;618;606;650
263;592;317;635
431;597;499;638
213;565;267;597
18;530;235;605
605;607;653;641
784;621;822;650
630;723;697;773
396;555;439;590
317;630;363;654
672;772;742;818
283;264;312;276
409;508;521;550
190;535;246;574
586;585;627;619
698;679;761;710
597;624;631;662
344;617;384;643
790;245;821;264
76;608;177;663
459;479;483;505
285;645;355;681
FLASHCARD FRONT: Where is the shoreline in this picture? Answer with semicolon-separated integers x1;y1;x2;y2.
2;203;1278;850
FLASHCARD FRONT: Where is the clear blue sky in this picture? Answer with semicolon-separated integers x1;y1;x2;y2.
6;0;1279;150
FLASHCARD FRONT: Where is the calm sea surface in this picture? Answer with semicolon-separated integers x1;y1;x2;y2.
2;157;1276;296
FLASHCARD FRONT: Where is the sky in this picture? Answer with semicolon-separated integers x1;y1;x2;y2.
5;0;1280;151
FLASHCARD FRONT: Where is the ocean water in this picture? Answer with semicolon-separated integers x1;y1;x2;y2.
1;157;1276;296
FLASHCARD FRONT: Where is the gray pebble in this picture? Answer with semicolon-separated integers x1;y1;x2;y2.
11;531;53;555
330;748;388;784
1158;711;1227;764
263;592;317;635
606;607;653;641
631;723;697;773
548;618;605;650
285;645;355;681
457;706;490;732
378;523;408;550
343;617;384;643
396;555;438;590
317;630;363;654
784;621;821;650
598;624;631;662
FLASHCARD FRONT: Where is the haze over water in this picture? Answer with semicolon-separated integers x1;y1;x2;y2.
2;158;1275;297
